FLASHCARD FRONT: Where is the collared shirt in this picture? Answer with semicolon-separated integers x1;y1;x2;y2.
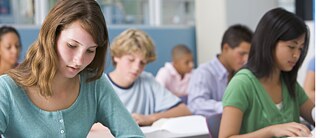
187;55;228;117
0;73;144;138
155;62;192;97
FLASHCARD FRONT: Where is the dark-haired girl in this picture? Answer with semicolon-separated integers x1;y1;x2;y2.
220;8;314;138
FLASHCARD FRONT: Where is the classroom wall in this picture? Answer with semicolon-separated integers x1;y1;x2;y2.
195;0;277;64
194;0;227;64
14;25;197;76
225;0;277;30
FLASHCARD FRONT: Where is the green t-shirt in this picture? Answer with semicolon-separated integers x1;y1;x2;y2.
223;69;308;134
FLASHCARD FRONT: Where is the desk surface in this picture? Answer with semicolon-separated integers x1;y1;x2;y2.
88;115;210;138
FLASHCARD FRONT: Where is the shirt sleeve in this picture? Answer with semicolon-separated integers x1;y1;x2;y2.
0;77;11;134
295;82;309;106
96;74;144;138
222;73;252;113
150;76;181;113
187;69;223;116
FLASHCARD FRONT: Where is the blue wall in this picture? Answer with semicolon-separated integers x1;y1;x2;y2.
16;26;197;75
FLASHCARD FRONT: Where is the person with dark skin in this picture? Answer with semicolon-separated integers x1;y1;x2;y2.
0;26;21;75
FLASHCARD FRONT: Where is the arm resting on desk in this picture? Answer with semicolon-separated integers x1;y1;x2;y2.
132;103;191;126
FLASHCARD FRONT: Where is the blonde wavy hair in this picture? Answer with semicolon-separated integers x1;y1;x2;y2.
8;0;109;97
110;29;156;65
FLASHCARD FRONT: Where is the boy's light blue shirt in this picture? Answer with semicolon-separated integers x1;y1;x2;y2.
107;71;181;115
0;73;144;138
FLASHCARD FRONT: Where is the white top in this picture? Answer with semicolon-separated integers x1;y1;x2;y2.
155;62;192;97
275;102;283;110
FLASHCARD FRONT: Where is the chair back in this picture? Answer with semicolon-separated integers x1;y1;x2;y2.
206;113;222;138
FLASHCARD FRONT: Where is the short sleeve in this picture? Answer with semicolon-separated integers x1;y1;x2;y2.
295;83;309;106
222;73;253;112
95;74;144;137
0;76;11;134
150;76;181;113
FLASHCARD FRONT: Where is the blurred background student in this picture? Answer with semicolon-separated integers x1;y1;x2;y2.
187;24;253;117
0;26;21;75
304;56;315;104
156;44;194;104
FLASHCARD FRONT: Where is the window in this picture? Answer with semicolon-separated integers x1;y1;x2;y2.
0;0;34;24
92;0;195;26
1;0;195;26
161;0;195;25
97;0;148;25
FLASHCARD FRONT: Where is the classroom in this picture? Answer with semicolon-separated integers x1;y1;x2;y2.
0;0;317;138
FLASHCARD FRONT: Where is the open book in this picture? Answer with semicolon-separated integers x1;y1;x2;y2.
140;115;209;138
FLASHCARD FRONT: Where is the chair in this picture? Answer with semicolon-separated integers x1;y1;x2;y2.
206;113;222;138
179;95;188;105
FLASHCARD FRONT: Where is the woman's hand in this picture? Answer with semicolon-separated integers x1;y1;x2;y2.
269;122;312;137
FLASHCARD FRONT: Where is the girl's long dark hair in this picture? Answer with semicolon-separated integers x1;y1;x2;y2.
246;8;309;98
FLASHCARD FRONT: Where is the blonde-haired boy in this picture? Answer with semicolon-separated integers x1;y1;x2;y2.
108;29;191;126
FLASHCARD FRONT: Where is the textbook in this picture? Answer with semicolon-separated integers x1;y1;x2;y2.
140;115;209;138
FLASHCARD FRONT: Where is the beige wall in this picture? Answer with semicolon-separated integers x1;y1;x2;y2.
195;0;277;64
195;0;227;64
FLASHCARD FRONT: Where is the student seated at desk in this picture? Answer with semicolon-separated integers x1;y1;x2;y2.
107;29;192;126
220;8;314;138
187;24;253;117
156;44;194;104
0;0;143;137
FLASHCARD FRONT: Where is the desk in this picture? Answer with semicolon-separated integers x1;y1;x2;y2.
88;115;210;138
143;130;209;138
